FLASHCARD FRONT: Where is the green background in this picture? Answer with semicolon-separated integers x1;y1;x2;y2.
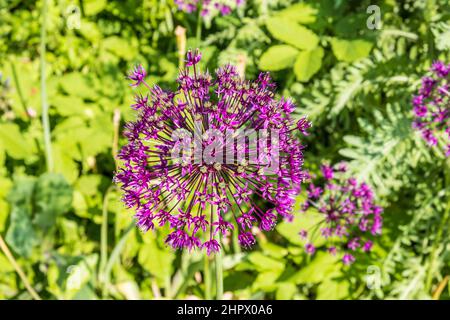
0;0;449;300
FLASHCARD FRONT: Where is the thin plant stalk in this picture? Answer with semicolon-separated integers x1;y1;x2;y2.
175;26;187;69
215;234;223;300
100;185;115;298
204;255;212;299
195;1;203;46
103;222;135;298
112;109;121;169
40;0;53;172
0;235;41;300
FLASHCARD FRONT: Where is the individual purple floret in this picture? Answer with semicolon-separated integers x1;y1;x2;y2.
299;163;383;265
127;65;147;87
115;49;310;254
412;60;450;156
175;0;243;18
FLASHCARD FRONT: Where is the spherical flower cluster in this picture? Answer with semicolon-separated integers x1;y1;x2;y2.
412;61;450;157
115;49;310;254
174;0;243;18
299;163;383;265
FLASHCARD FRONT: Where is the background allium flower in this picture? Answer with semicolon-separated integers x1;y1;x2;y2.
412;60;450;156
299;163;383;265
115;49;310;254
175;0;243;18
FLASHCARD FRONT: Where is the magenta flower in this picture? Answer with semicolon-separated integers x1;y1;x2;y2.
412;60;450;156
298;163;383;265
115;49;310;254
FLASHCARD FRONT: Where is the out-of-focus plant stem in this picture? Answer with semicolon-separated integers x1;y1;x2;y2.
175;26;187;69
100;185;115;298
112;109;121;169
195;1;203;47
432;275;449;300
204;255;212;299
215;234;223;300
40;0;53;172
103;221;135;298
0;234;41;300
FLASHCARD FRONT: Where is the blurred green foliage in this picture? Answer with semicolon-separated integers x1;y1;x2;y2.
0;0;449;300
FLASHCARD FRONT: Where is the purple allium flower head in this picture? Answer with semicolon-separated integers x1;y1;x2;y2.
175;0;244;18
298;162;383;265
412;60;450;156
115;49;310;254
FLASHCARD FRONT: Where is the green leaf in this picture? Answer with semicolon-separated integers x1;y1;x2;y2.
52;144;79;183
50;95;85;117
5;206;36;257
276;206;325;246
7;176;36;207
276;283;297;299
316;279;350;299
83;0;107;16
252;270;282;291
59;73;97;100
330;38;373;62
2;176;37;258
0;123;36;160
247;252;285;272
102;37;137;60
289;252;340;284
276;3;317;24
34;173;73;230
259;45;299;71
138;232;175;284
294;47;324;82
266;17;319;50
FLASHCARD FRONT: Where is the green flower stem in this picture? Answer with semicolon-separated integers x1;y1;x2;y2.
99;185;116;298
40;0;53;172
0;234;41;300
204;255;212;299
215;234;223;300
103;221;135;298
112;109;121;169
195;1;203;47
